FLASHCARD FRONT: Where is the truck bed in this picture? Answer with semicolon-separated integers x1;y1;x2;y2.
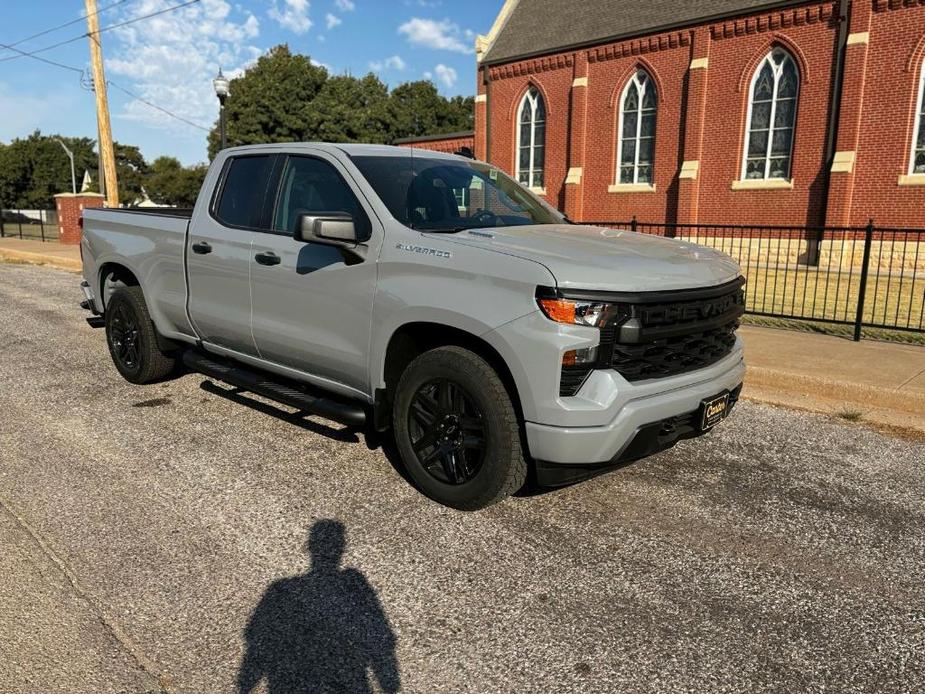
81;206;195;340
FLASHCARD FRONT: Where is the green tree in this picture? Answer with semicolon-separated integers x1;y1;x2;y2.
387;81;473;141
144;156;207;207
0;131;96;208
207;45;328;158
305;73;391;143
114;142;148;204
205;44;477;155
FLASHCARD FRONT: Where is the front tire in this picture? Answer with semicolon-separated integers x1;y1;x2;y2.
392;346;526;510
104;286;177;384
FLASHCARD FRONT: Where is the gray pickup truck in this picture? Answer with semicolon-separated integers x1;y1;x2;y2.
80;143;745;510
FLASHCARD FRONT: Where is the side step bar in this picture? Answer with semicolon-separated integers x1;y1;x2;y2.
182;350;366;428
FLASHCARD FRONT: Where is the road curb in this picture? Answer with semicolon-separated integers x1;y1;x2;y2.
0;248;82;272
744;365;925;435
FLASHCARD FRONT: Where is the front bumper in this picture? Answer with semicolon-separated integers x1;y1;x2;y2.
524;347;746;467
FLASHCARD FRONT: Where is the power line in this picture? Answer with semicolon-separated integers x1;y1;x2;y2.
0;40;83;73
108;81;211;132
0;0;202;64
0;41;212;132
0;0;133;53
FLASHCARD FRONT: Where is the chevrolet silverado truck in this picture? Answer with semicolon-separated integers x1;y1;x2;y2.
79;143;745;510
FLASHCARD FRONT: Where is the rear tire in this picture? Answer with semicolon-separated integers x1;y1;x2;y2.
104;286;177;384
392;346;526;510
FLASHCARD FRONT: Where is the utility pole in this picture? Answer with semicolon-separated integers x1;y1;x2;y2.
85;0;119;207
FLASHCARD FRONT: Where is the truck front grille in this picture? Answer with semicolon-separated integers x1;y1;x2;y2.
554;277;745;397
601;278;745;383
609;319;739;381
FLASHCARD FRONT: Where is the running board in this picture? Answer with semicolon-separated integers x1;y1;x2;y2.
182;350;366;428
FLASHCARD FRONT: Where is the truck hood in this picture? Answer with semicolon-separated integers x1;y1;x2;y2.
439;224;741;292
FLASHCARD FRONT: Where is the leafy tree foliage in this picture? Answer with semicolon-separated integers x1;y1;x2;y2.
0;131;96;208
0;131;206;209
207;44;475;157
144;157;207;207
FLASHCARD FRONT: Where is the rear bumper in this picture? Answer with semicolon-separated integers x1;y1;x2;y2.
525;350;746;466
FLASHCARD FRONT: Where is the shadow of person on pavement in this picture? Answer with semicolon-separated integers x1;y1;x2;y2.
237;520;400;694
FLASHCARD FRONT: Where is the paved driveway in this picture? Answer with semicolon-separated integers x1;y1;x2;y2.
1;263;923;693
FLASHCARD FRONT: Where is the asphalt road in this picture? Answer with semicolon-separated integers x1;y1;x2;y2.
1;262;923;693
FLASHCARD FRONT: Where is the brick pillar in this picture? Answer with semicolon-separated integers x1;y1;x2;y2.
54;193;104;245
824;2;873;227
564;52;590;221
474;65;489;161
676;28;711;225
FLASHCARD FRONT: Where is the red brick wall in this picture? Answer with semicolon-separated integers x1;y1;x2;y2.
396;135;475;155
54;193;104;245
849;1;925;226
477;0;925;229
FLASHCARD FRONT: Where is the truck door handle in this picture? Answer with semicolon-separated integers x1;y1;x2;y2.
191;241;212;255
254;251;281;266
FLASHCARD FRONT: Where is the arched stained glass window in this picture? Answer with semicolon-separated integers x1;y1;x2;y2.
515;86;545;188
617;70;657;184
743;49;799;180
910;58;925;176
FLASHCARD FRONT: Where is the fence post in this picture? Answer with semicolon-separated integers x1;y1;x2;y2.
40;211;45;242
0;210;5;238
630;215;638;233
18;210;23;239
852;218;875;342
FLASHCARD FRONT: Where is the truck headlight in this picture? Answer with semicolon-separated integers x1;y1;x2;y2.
537;298;619;327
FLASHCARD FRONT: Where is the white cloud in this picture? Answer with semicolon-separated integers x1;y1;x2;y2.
369;55;406;72
434;63;457;88
325;12;341;29
105;0;263;134
398;17;473;54
335;0;355;10
268;0;312;34
423;70;432;79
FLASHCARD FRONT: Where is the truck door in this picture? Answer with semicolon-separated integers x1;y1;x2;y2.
249;153;380;394
187;154;276;356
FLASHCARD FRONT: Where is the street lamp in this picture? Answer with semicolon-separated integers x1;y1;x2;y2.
55;138;77;195
213;68;230;150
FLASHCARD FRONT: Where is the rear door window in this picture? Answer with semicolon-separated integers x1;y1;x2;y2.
213;155;275;228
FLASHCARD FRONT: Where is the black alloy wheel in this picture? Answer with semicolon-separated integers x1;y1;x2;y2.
407;378;487;485
108;302;141;371
104;285;177;384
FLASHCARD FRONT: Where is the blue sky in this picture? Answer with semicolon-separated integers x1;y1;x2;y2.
0;0;500;165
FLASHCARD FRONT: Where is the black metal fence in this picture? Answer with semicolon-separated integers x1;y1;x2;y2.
583;219;925;341
0;209;59;242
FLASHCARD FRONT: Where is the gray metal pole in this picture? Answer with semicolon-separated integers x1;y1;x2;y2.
55;139;77;194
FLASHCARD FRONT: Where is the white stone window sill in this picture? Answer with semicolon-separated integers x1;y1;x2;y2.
608;183;657;193
731;178;794;191
898;174;925;186
529;186;547;195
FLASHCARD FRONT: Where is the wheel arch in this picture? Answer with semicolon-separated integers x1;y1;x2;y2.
377;321;525;435
97;260;141;310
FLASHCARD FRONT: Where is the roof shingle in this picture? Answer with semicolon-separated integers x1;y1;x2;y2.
483;0;807;64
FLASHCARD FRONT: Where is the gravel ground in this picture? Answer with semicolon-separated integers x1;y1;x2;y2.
1;262;923;693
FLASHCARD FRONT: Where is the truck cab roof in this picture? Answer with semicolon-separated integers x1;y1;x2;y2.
218;142;466;161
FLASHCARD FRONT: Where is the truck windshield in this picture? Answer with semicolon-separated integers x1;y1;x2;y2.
349;154;565;232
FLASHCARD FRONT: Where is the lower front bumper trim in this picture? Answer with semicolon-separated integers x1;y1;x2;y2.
534;384;741;487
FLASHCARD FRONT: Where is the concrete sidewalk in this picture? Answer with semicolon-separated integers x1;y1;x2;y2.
739;325;925;435
2;241;923;433
0;237;81;271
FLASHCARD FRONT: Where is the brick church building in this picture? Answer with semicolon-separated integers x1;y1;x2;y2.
405;0;925;228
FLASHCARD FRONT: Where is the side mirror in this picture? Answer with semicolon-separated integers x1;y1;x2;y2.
296;212;357;247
